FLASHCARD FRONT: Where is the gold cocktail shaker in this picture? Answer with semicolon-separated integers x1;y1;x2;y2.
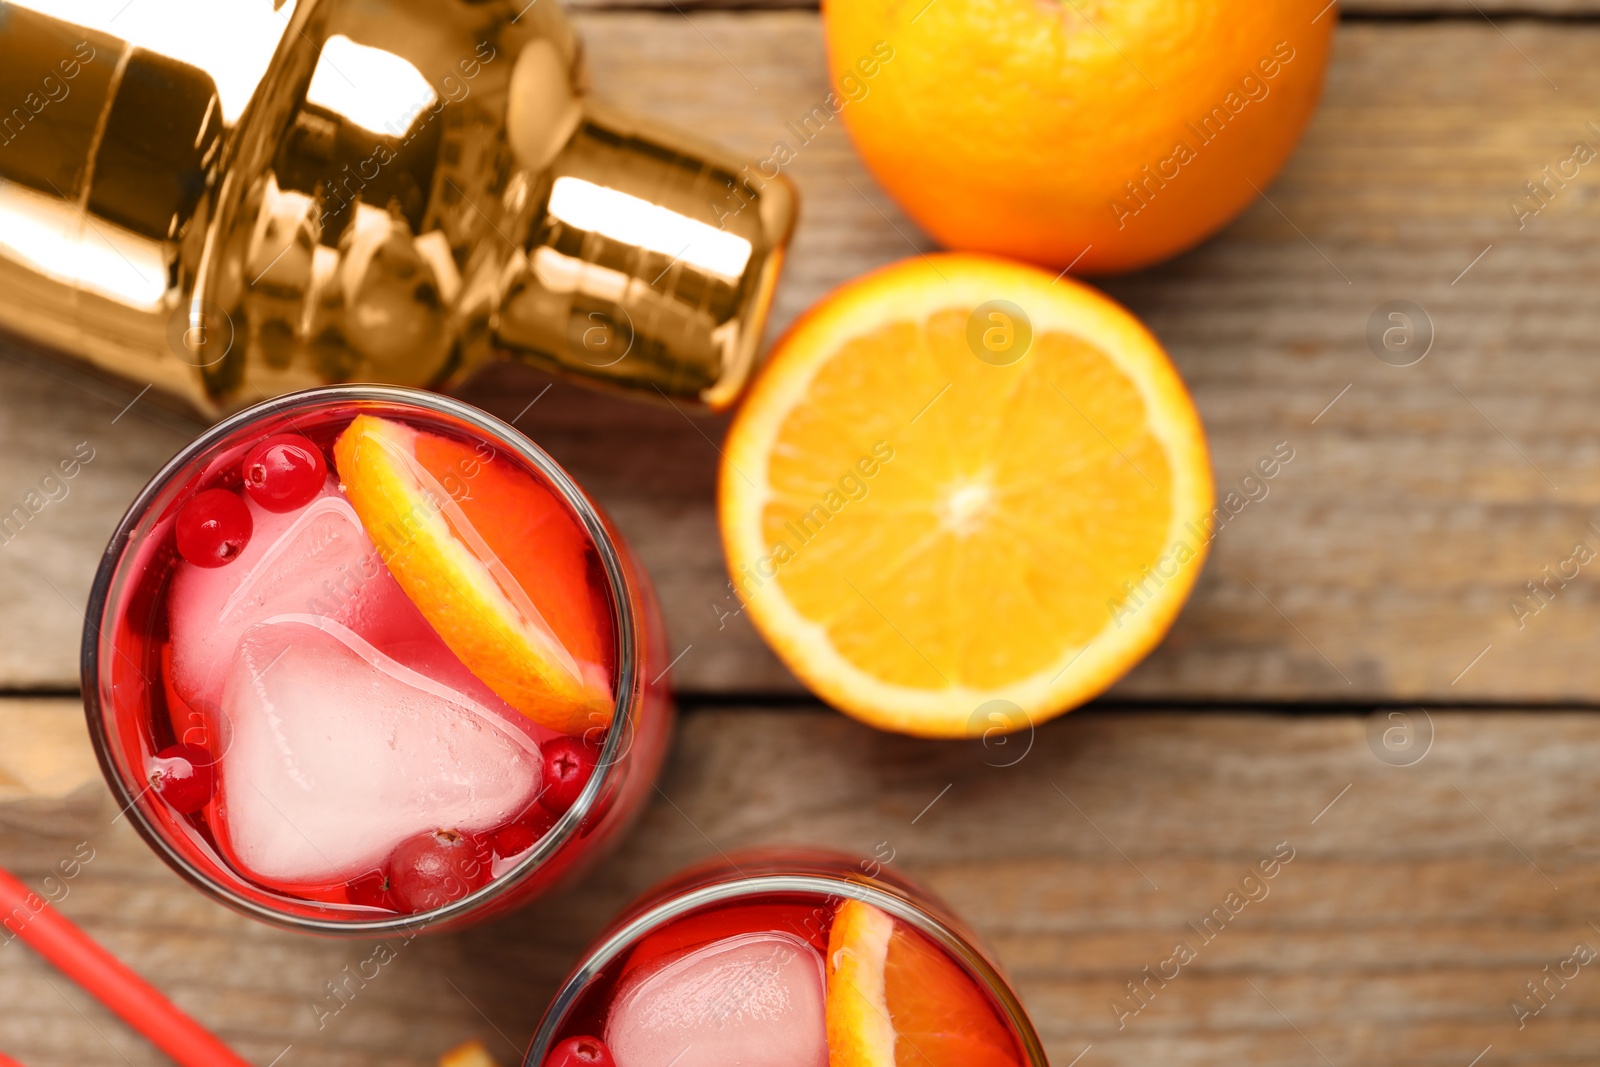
0;0;795;417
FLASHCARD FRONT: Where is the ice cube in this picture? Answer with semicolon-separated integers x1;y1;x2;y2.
166;480;540;737
214;615;541;887
167;480;418;712
605;932;829;1067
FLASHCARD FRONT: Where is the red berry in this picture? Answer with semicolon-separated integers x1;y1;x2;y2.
386;829;490;912
175;489;252;567
489;821;537;859
147;744;214;813
489;806;558;859
241;434;326;512
346;870;394;910
544;1036;616;1067
539;736;599;816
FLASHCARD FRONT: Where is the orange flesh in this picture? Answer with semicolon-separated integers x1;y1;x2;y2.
411;432;613;675
826;898;1021;1067
759;313;1172;690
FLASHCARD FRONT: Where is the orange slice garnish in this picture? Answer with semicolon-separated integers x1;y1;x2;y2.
826;898;1021;1067
334;414;613;734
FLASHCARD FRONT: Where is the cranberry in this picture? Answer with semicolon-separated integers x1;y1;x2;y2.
386;829;489;912
241;434;326;512
347;870;394;910
544;1036;616;1067
539;736;599;816
147;744;214;813
489;806;558;859
175;489;252;567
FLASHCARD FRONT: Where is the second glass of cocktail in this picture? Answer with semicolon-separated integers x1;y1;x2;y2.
84;386;671;933
525;851;1047;1067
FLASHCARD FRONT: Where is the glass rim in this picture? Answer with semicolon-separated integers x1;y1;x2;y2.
521;870;1050;1067
80;384;642;935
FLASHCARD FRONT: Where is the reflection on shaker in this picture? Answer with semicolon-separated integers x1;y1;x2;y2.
0;0;796;419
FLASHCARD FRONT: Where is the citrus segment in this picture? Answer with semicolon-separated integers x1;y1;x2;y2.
825;899;1021;1067
334;414;613;734
719;254;1212;736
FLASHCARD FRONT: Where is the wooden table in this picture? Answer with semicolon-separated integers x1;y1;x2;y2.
3;2;1599;1064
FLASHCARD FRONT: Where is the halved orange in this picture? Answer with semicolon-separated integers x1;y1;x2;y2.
825;898;1021;1067
334;414;613;734
719;254;1212;737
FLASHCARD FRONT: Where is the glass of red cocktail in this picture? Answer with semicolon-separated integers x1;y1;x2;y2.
84;386;671;933
525;850;1046;1067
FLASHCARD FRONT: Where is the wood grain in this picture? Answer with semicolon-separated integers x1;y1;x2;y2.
1;700;1596;1067
565;0;1600;15
4;17;1600;704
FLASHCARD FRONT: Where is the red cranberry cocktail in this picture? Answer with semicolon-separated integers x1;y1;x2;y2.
84;387;670;933
526;852;1046;1067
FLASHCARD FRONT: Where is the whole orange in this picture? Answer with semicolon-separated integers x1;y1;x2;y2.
824;0;1337;274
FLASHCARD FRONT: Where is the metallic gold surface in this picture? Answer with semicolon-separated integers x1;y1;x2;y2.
0;0;796;417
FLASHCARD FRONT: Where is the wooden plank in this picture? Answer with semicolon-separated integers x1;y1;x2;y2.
4;18;1600;703
1353;0;1600;9
1345;0;1600;12
566;0;1600;15
1;701;1597;1066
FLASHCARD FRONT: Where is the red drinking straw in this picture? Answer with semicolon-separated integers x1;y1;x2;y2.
0;864;253;1067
